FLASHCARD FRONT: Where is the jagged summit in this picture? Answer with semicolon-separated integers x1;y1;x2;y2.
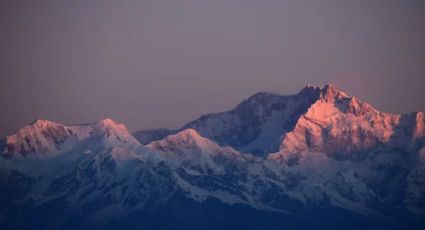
298;83;355;102
319;83;350;101
299;84;377;115
241;83;349;107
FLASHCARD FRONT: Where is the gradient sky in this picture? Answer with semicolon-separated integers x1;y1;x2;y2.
0;0;424;137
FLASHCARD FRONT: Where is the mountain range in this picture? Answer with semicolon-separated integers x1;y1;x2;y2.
1;84;424;230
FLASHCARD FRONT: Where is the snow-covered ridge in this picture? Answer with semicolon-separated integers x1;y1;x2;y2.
2;118;140;156
147;129;210;150
147;128;243;158
147;128;252;189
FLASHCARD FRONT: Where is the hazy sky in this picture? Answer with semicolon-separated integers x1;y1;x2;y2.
1;0;424;137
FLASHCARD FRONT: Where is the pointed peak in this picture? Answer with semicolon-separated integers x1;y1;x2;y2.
96;119;132;132
96;118;133;135
319;83;349;101
92;119;140;146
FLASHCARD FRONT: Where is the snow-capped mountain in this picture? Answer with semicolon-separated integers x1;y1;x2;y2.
269;84;425;162
2;118;140;156
1;84;424;230
181;87;324;156
135;84;424;160
135;85;322;155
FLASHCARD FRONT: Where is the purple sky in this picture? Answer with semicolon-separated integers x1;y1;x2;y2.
1;0;424;137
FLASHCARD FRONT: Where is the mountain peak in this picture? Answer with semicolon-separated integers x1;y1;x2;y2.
98;118;120;128
3;118;139;156
147;128;215;152
31;118;50;124
4;119;71;155
174;128;202;139
164;128;206;145
93;118;140;146
96;118;132;134
319;83;349;101
30;119;61;128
